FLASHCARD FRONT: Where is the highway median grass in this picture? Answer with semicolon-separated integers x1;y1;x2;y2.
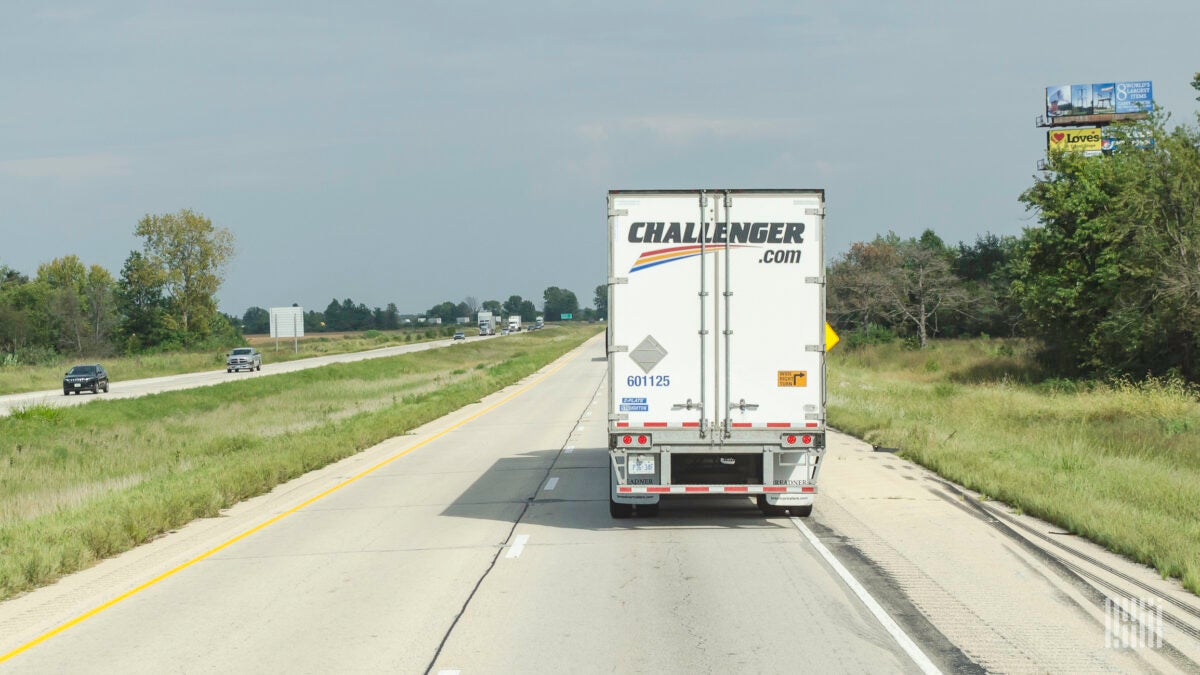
828;338;1200;595
0;325;600;600
0;326;465;397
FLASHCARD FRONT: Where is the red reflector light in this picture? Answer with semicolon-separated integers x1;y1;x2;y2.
637;435;647;445
786;435;796;444
801;486;815;493
801;435;812;444
622;435;632;445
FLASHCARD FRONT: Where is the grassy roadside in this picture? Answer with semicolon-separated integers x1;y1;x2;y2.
0;327;466;396
0;325;601;600
828;338;1200;595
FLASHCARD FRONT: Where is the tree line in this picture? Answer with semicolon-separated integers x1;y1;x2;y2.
829;75;1200;381
1;209;236;364
241;286;599;334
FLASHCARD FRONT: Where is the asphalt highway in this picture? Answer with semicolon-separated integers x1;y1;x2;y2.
2;335;1197;673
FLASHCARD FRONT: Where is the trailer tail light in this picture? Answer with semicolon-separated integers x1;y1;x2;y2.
617;434;652;447
782;434;815;448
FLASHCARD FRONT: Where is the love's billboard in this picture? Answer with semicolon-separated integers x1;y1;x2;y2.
1047;127;1104;154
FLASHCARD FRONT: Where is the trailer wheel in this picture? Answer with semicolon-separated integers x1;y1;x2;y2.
637;503;659;517
609;498;633;519
791;504;813;518
757;495;787;517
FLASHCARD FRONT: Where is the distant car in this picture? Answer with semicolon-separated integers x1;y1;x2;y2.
453;331;465;340
63;364;109;395
226;347;262;373
501;329;510;335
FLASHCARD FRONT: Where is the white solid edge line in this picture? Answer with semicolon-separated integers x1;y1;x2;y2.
505;534;530;559
791;518;942;675
544;477;559;491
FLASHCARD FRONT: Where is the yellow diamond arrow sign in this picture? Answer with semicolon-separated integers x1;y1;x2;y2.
825;322;840;351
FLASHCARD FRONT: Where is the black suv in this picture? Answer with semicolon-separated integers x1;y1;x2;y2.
63;364;109;395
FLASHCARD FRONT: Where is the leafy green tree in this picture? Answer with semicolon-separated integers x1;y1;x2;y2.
427;301;459;324
1013;107;1200;378
502;295;525;318
82;265;117;353
519;299;537;322
543;286;579;321
242;307;270;334
593;284;608;320
116;251;169;351
36;255;88;353
134;209;234;341
304;310;327;332
481;300;502;314
381;303;401;330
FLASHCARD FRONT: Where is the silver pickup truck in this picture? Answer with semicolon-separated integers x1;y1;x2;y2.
226;347;262;373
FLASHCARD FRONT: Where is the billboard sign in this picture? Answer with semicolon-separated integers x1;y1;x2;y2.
1046;81;1152;118
270;306;305;339
1048;127;1104;154
1115;81;1153;114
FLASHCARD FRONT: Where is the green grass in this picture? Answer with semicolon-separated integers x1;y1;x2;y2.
0;327;466;396
0;325;601;600
829;338;1200;595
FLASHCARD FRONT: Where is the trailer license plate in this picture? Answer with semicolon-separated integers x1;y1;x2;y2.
74;383;81;388
629;454;655;475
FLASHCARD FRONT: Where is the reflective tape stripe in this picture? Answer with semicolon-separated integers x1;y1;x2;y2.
615;485;816;494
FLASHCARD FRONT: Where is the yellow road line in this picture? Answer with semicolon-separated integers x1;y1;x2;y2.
0;342;591;664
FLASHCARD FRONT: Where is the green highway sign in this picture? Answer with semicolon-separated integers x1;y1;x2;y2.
560;313;573;320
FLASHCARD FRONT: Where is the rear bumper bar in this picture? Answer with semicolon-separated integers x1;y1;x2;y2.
616;484;816;495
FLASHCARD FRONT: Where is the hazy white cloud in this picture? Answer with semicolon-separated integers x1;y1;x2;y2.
0;153;130;179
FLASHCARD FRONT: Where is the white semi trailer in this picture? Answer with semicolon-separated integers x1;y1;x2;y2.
478;311;495;335
606;189;827;518
508;316;521;332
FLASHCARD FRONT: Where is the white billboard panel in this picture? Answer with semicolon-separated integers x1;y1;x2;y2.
270;307;305;339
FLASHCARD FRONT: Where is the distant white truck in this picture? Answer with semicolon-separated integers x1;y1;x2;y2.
606;189;827;518
535;316;545;330
507;315;521;332
478;311;495;336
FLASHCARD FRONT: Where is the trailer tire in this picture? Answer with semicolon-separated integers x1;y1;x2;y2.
791;504;813;518
609;498;634;519
637;503;659;517
757;495;787;517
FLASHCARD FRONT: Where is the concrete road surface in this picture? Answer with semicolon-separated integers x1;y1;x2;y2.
2;334;1198;673
0;334;494;417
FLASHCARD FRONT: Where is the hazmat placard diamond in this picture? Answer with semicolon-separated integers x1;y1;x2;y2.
629;335;667;374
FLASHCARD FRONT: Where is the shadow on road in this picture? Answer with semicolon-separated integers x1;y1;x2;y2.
440;447;789;531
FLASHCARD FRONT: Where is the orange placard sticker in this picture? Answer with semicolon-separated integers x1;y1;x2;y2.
777;371;807;387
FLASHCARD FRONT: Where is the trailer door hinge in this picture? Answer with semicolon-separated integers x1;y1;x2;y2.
805;208;825;216
805;345;824;352
608;209;628;217
608;277;628;285
609;345;628;354
805;276;825;285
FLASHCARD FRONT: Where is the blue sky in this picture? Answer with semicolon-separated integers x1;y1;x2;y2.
2;1;1198;316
